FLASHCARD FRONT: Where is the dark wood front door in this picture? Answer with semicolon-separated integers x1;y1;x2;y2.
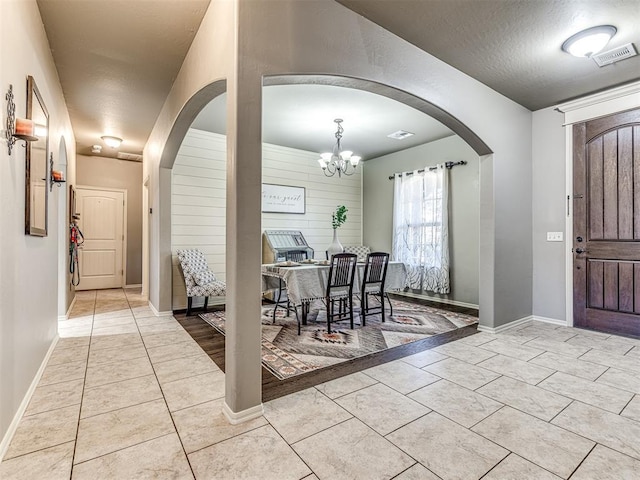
573;108;640;337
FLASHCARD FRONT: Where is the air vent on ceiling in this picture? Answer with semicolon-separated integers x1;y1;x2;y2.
387;130;414;140
116;152;143;162
592;43;637;67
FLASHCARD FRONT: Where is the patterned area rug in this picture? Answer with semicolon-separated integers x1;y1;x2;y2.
200;299;478;380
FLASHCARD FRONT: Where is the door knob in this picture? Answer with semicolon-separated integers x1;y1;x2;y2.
575;248;587;254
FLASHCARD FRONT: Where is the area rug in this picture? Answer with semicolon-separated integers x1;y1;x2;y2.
200;299;478;380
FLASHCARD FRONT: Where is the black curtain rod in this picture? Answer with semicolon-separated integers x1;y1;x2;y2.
388;160;467;180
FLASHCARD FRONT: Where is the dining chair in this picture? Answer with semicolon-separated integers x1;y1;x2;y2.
324;252;358;333
176;249;226;316
273;250;308;323
360;252;392;324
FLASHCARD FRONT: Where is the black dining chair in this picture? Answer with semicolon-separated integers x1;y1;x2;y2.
273;250;308;323
360;252;392;324
324;253;358;333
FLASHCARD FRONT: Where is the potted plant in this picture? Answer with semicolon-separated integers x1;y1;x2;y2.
328;205;348;257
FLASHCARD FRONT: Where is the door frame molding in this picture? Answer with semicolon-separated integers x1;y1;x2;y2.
76;185;128;288
556;80;640;327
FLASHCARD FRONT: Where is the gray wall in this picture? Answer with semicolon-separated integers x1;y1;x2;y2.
363;135;480;306
532;107;567;321
77;155;143;285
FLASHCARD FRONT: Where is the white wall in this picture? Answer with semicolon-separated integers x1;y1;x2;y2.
0;0;76;449
363;135;480;306
532;107;567;321
171;129;362;309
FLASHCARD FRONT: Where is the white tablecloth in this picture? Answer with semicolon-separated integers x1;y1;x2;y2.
261;262;407;306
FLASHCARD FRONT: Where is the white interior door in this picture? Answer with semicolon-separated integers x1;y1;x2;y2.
76;187;125;290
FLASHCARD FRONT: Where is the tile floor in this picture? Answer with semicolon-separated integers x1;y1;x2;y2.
1;288;640;479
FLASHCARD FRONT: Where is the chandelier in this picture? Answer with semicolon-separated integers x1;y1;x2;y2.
317;119;361;177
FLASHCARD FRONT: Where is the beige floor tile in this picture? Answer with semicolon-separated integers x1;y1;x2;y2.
388;412;508;480
91;316;135;330
567;334;634;355
538;371;633;413
141;330;196;349
58;326;93;338
84;355;154;389
56;336;91;349
49;345;89;366
71;433;192;480
472;406;594;478
336;383;430;435
89;332;143;351
477;338;546;361
0;441;74;480
91;323;139;336
423;357;500;390
453;331;495;346
87;342;148;367
189;425;311;480
409;379;503;428
3;404;80;460
553;401;640;460
152;353;218;384
432;342;496;364
477;354;555;385
524;338;590;358
138;322;185;335
93;309;133;320
570;444;640;480
392;463;440;480
363;360;440;394
529;351;608;381
581;348;640;374
146;340;205;364
596;368;640;395
74;399;175;464
135;315;179;327
264;387;352;444
39;361;87;387
161;371;225;412
482;454;562;480
399;349;448;368
621;395;640;422
477;376;571;421
25;379;84;416
294;418;414;480
172;398;268;453
81;374;163;418
315;372;378;399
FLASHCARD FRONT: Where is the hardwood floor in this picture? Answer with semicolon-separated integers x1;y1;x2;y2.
175;296;479;402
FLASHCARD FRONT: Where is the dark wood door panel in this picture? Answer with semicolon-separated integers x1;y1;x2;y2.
574;108;640;337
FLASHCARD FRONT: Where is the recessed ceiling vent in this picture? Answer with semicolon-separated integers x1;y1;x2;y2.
387;130;414;140
592;43;637;67
116;152;143;162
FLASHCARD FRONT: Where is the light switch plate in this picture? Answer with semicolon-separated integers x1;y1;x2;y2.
546;232;563;242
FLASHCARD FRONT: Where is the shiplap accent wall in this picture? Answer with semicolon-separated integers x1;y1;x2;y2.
171;128;362;310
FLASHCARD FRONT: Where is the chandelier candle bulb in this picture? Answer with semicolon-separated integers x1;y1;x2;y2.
14;118;35;137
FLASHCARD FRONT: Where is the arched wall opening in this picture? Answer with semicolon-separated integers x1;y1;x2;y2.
155;74;492;318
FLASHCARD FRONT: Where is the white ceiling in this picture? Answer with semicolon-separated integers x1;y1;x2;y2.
191;85;454;160
35;0;640;160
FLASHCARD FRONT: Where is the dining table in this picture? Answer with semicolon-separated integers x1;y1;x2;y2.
261;260;407;324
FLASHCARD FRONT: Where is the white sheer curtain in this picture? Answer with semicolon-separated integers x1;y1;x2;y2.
392;164;450;294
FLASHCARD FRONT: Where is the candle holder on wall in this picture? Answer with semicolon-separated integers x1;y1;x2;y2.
49;153;66;191
5;84;38;155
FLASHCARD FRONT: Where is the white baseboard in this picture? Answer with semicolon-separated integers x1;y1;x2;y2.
477;314;568;334
532;315;567;327
394;291;479;310
0;335;59;462
57;295;77;322
222;402;264;425
125;284;142;289
477;315;533;334
148;301;173;317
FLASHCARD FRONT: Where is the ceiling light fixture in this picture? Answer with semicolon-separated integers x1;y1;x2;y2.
101;135;123;148
562;25;617;58
317;119;361;177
